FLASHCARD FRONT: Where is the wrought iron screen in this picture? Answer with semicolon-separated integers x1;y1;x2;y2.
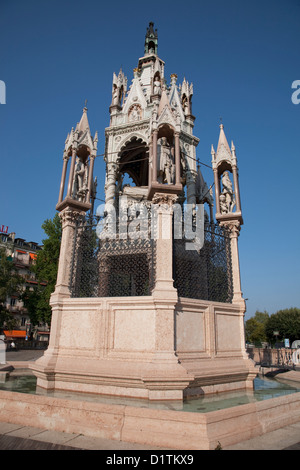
98;238;155;297
69;217;156;298
69;217;99;298
173;224;233;303
69;216;232;302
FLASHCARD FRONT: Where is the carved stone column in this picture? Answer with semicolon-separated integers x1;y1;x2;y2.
152;129;158;184
232;165;241;213
87;155;95;202
58;155;69;205
67;148;77;198
213;168;221;215
149;192;183;376
105;162;118;207
148;139;153;187
38;207;86;379
174;132;181;185
52;208;85;300
220;219;244;305
152;193;177;299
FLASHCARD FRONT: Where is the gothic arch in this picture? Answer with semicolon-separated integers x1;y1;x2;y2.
117;133;149;155
157;123;175;147
117;135;149;187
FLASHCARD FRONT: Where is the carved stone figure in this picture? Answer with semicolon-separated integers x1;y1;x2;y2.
112;85;120;105
128;104;141;122
111;70;127;107
157;137;175;184
153;76;161;95
165;156;175;184
72;157;88;201
220;171;235;213
219;194;228;214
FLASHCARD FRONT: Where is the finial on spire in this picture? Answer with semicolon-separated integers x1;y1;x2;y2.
144;22;158;56
217;120;231;155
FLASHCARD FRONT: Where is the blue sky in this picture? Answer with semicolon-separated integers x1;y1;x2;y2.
0;0;299;319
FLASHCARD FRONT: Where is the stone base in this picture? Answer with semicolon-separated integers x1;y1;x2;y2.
183;359;257;398
33;354;192;401
31;296;256;401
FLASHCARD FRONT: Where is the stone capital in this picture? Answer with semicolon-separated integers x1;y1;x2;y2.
59;208;86;229
152;192;178;207
219;219;241;237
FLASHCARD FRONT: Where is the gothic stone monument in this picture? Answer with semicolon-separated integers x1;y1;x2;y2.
32;23;256;401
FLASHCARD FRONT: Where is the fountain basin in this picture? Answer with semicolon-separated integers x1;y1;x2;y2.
0;373;300;449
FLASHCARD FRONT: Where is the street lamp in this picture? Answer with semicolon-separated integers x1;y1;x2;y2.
273;330;279;348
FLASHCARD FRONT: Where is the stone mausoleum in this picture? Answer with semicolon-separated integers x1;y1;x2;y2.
32;23;256;401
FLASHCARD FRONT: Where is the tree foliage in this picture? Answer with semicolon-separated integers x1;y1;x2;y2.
23;214;61;325
0;247;23;330
245;310;269;345
265;308;300;345
245;308;300;346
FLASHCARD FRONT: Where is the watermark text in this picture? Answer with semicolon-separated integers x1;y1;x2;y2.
291;80;300;105
96;197;205;251
0;80;6;104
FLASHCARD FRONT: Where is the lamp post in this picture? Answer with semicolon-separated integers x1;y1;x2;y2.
273;330;279;348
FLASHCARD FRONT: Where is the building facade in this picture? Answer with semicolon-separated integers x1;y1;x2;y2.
0;230;49;342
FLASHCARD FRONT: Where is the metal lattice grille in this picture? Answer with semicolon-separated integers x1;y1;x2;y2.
173;224;233;303
69;216;232;302
69;217;156;298
98;238;155;297
69;218;99;298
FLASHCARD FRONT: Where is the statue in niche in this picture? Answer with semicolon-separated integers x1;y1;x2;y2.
219;194;228;214
165;153;175;184
157;137;175;184
112;85;120;106
220;171;235;213
182;95;189;115
72;157;88;201
153;76;161;95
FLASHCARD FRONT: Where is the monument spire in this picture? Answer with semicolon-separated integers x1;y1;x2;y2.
216;123;231;156
144;21;158;55
56;106;98;211
77;104;90;135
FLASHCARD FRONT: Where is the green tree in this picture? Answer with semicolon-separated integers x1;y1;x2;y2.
24;214;62;325
0;247;23;331
265;308;300;345
245;310;269;345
